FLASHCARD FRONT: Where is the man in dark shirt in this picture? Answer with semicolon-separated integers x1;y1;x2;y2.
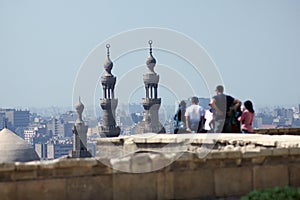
209;85;241;133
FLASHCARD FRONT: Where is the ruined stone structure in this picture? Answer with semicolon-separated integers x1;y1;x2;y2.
70;97;91;158
135;40;166;134
1;129;300;199
99;44;120;137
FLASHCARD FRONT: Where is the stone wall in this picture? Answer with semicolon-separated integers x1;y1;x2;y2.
1;132;300;200
255;127;300;135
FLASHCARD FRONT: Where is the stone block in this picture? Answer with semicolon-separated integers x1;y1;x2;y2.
66;175;112;200
196;146;214;159
150;153;173;172
0;182;16;200
15;162;39;171
157;172;174;200
91;160;113;175
131;153;152;173
12;170;37;181
253;165;288;190
206;150;227;159
242;150;261;158
177;152;194;161
112;173;157;200
110;156;131;173
272;148;289;156
225;151;241;159
123;139;138;153
259;148;273;156
0;163;15;172
214;167;252;197
289;164;300;187
0;170;14;181
52;166;95;178
17;179;66;200
145;136;162;143
173;169;214;199
289;147;300;155
39;160;58;170
12;162;38;180
252;156;266;165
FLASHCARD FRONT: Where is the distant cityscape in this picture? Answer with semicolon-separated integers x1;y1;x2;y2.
1;99;300;160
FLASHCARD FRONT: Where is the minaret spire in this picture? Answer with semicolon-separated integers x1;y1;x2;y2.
70;97;91;158
135;40;166;134
99;44;121;137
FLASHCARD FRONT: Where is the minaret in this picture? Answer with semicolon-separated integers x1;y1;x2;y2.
99;44;121;137
135;40;166;134
71;97;91;158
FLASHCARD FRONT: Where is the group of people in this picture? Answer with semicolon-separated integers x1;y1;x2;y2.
174;85;255;134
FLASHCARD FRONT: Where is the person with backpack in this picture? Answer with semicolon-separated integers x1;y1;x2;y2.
174;100;186;134
209;85;241;133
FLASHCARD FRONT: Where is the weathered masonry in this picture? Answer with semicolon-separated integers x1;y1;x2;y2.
1;130;300;200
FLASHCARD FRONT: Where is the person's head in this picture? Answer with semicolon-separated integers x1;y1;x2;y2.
244;100;254;113
179;100;186;109
191;96;199;105
215;85;224;94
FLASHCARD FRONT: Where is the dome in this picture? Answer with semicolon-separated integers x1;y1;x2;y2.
0;128;40;163
104;57;113;74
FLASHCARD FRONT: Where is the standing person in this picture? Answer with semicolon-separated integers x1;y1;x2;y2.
185;97;205;133
209;85;241;133
238;100;255;133
174;100;186;134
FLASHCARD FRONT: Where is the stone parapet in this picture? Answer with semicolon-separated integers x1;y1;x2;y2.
1;132;300;199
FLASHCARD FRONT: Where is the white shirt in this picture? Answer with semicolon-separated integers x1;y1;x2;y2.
185;104;205;122
204;109;213;130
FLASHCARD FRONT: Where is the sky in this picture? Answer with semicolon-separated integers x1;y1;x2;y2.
1;0;300;109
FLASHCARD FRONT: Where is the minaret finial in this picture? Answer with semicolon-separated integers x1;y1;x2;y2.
146;40;156;72
4;118;7;129
106;44;110;59
104;44;113;75
148;40;153;55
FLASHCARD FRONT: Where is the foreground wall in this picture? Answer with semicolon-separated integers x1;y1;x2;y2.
1;133;300;200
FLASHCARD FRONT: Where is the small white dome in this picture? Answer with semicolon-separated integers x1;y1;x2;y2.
0;128;40;163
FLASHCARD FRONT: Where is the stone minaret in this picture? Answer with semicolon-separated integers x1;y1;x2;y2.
71;97;91;158
135;40;166;134
99;44;121;137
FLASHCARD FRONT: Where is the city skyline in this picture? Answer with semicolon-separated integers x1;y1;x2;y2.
1;1;300;108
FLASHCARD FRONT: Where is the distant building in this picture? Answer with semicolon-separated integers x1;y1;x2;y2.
47;118;59;137
62;122;74;138
24;125;47;145
0;112;5;129
47;142;72;160
59;111;76;122
0;109;29;129
35;143;47;160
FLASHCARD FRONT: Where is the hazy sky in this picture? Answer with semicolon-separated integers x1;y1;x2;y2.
1;0;300;109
